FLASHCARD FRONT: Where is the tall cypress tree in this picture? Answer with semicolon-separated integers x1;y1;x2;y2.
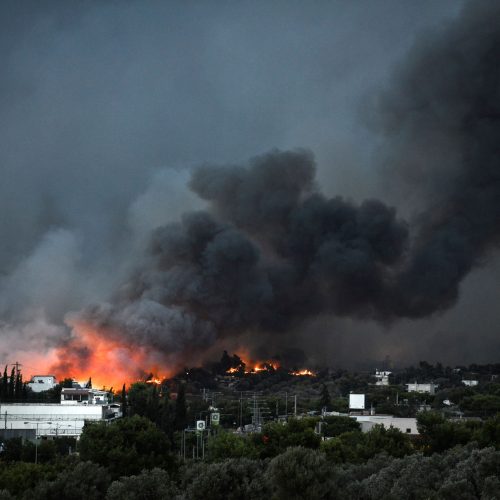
8;367;15;399
318;383;331;411
15;371;22;399
0;366;7;400
121;384;127;417
219;350;232;374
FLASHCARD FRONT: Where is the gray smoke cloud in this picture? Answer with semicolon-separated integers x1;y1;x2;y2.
81;0;500;364
82;150;404;355
374;0;500;318
4;0;500;370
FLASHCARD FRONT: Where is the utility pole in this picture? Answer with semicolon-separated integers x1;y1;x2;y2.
252;393;258;427
239;392;243;429
35;422;39;464
294;395;297;417
11;362;22;375
285;392;288;418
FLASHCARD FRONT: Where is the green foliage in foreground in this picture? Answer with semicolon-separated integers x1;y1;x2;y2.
0;462;56;497
78;415;177;478
106;469;179;500
2;444;499;499
182;458;269;500
27;461;110;500
1;413;500;499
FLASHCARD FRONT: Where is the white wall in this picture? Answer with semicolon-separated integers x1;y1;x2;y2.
354;415;419;435
27;376;57;393
406;383;436;395
0;403;106;437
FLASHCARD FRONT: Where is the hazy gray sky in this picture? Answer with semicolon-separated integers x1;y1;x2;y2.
4;0;498;370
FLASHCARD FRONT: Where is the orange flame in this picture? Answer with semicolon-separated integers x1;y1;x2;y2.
224;354;280;375
223;353;314;377
42;321;175;389
146;377;163;385
249;361;279;373
290;369;316;376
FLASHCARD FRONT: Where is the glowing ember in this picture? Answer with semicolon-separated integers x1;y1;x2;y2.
224;355;280;375
249;361;279;373
290;369;316;376
145;377;163;385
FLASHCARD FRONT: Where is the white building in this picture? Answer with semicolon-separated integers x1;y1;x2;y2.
353;415;419;435
405;382;437;395
61;388;110;405
374;370;391;386
27;375;57;393
462;380;479;387
0;402;119;438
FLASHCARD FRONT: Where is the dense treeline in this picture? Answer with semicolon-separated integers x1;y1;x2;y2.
1;411;500;498
168;355;500;420
0;367;26;402
1;359;500;498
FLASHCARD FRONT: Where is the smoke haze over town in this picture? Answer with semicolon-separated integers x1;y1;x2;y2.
0;0;499;380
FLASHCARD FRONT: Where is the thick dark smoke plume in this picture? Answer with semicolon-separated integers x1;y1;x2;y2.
375;0;500;317
86;149;408;352
83;1;500;361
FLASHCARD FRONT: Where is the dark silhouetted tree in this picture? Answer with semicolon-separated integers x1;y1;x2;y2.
121;384;127;417
219;350;232;374
318;384;331;411
8;367;15;399
0;366;7;400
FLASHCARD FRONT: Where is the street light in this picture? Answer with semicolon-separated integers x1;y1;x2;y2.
23;421;52;464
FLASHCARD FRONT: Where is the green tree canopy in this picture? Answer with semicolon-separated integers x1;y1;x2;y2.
207;430;258;461
183;458;269;500
106;468;178;500
266;447;336;500
78;415;176;479
26;461;110;500
323;416;360;437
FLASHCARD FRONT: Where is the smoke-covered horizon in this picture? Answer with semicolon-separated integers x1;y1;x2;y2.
1;0;499;374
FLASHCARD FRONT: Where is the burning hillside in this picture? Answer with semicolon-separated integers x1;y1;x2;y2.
218;351;315;378
44;321;175;389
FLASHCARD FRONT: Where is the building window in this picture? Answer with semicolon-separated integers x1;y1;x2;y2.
406;428;411;433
